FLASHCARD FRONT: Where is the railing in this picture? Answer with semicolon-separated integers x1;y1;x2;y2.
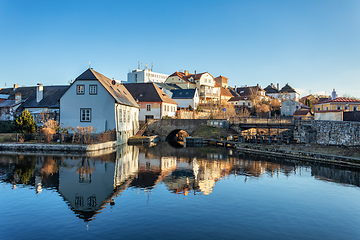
0;131;116;144
229;116;314;126
229;116;295;125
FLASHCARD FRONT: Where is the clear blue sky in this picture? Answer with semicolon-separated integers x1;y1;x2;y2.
1;0;360;98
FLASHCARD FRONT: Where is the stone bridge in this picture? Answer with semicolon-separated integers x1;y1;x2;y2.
146;119;228;137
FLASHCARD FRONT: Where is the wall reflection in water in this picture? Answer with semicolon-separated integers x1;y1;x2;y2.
1;142;360;222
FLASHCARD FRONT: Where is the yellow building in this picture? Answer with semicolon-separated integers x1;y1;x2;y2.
314;97;360;112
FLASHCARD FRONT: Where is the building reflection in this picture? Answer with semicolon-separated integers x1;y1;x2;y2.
1;143;360;222
58;145;139;221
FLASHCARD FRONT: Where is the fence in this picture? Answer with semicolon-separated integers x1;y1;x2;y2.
0;131;116;144
229;116;295;125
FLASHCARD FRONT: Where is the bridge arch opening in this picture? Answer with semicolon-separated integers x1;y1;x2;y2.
166;129;189;148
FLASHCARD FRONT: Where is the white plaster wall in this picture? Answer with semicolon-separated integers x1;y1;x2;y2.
139;104;161;121
162;103;177;118
60;80;116;132
315;112;343;121
174;98;194;108
127;69;168;83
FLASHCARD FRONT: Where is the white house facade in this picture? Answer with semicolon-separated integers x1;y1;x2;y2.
281;99;301;116
60;68;140;144
171;88;199;109
127;68;169;84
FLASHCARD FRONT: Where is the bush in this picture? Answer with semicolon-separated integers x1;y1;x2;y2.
0;121;16;133
15;110;36;133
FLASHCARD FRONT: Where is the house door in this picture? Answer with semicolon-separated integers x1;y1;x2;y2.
145;115;154;123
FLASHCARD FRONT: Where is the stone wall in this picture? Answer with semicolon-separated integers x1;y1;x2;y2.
146;119;226;136
295;120;360;146
313;120;360;146
177;110;211;119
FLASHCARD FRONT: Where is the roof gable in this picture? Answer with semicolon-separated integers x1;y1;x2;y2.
264;85;279;93
74;68;139;108
124;83;178;105
279;84;297;93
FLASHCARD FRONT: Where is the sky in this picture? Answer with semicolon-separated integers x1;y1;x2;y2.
1;0;360;98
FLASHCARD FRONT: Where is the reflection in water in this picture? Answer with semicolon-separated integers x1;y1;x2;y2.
1;142;360;223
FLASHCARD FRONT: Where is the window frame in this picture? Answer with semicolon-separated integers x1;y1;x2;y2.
77;84;85;95
89;85;97;95
80;108;91;122
146;104;151;111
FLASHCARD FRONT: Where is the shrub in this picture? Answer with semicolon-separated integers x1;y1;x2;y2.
15;110;36;133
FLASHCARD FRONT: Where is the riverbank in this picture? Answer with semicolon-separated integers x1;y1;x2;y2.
233;143;360;168
0;141;118;153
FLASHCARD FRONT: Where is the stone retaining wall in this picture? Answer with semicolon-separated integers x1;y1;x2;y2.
313;120;360;146
0;141;118;152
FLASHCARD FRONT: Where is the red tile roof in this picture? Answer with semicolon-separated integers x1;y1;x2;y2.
168;71;209;83
293;110;311;116
314;97;360;105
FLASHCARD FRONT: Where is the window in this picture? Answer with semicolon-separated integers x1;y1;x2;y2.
89;85;97;95
337;106;341;110
317;107;320;111
146;104;151;111
77;85;85;94
127;111;130;122
80;108;91;122
75;197;84;207
87;196;97;208
354;106;358;111
119;109;123;122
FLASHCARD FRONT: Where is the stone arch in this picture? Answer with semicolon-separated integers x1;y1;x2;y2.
166;129;190;148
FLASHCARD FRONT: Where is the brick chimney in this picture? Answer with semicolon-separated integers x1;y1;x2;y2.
184;70;189;76
13;84;18;90
15;93;21;104
277;83;280;90
36;83;43;103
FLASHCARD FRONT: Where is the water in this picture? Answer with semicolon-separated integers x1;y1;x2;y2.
1;143;360;240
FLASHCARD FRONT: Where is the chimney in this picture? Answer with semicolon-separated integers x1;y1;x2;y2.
257;83;259;87
13;84;18;90
271;83;274;88
277;83;280;90
331;89;337;100
15;93;21;104
184;70;189;76
194;70;197;79
36;83;43;103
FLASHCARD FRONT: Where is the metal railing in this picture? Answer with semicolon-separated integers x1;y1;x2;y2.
229;116;295;125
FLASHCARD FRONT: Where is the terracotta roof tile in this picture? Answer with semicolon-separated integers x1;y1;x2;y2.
314;97;360;105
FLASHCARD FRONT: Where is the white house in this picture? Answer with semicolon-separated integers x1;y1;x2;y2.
170;88;199;109
264;83;299;102
60;68;140;144
58;144;139;221
127;67;169;84
165;70;220;103
281;99;301;116
124;82;178;122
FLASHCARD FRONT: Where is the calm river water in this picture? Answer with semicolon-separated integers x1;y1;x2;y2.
1;143;360;240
